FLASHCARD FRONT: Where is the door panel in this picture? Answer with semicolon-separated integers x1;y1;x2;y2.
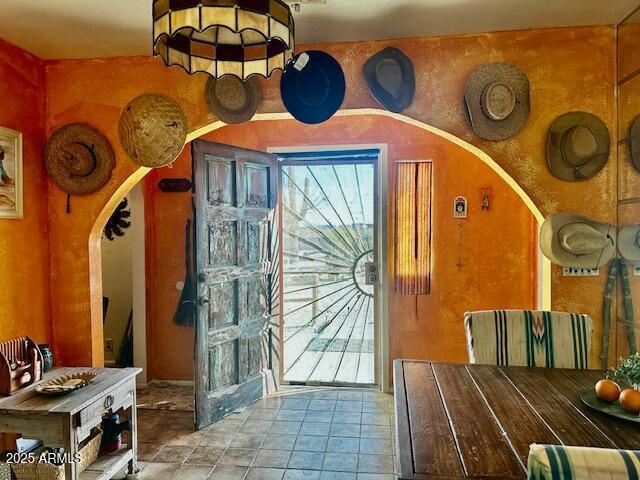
193;139;278;429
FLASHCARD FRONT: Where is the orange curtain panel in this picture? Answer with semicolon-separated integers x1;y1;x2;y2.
394;161;432;295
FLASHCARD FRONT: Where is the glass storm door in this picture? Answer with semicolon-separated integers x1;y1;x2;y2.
192;140;279;429
280;152;377;386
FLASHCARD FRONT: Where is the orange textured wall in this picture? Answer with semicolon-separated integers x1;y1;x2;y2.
42;26;616;369
143;115;537;380
0;39;50;345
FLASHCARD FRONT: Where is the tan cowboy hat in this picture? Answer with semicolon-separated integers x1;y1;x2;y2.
547;112;610;182
45;123;114;195
206;76;261;125
540;212;616;268
119;93;187;168
630;115;640;173
464;62;530;141
619;224;640;263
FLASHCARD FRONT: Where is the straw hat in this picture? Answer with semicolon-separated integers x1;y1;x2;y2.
206;76;261;125
464;63;530;141
547;112;610;182
618;224;640;263
363;47;415;113
540;212;616;268
630;115;640;173
119;93;187;168
44;123;114;195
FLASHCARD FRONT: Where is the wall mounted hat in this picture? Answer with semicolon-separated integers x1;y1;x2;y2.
119;93;188;168
280;51;345;125
45;123;114;196
363;47;415;113
206;75;262;125
152;0;294;80
547;112;610;182
464;62;530;141
618;224;640;263
539;212;616;268
629;114;640;173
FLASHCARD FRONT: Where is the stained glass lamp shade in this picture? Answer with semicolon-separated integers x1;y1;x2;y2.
153;0;295;80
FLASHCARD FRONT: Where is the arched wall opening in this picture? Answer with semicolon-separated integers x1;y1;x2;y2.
87;109;550;381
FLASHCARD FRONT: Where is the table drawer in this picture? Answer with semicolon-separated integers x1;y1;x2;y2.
76;380;134;440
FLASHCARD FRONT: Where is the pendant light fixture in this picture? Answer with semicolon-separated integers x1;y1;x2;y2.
153;0;295;80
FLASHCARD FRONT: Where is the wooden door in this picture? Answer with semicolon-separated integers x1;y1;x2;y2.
192;139;279;429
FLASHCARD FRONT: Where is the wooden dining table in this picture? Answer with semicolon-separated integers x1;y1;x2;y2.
393;360;640;479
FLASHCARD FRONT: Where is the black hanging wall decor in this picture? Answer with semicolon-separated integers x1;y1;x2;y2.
104;198;131;241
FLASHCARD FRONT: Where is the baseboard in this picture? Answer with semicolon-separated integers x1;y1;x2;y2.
147;379;194;387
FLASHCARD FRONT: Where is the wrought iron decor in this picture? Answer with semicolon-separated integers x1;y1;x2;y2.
280;154;376;384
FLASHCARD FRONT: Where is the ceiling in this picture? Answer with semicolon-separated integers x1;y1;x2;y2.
0;0;637;60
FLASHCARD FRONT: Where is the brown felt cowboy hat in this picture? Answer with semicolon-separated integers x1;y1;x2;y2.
547;112;610;182
363;47;415;113
206;76;262;125
629;115;640;173
119;93;187;168
619;224;640;263
540;212;616;268
45;123;114;195
464;62;530;141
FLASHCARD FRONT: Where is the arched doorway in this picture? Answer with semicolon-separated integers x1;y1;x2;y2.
88;109;550;391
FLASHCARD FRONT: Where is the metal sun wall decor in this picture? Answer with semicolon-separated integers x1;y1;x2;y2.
103;198;131;241
395;161;432;295
152;0;295;80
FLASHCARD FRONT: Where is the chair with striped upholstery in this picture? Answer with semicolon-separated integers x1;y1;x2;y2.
464;310;593;369
528;444;640;479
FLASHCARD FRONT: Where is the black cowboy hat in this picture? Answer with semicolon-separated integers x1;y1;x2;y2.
280;50;345;124
363;47;415;113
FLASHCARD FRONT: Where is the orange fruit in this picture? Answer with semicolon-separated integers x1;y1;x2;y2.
619;389;640;413
595;379;621;402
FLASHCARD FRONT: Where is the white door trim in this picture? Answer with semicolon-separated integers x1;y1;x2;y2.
130;184;148;387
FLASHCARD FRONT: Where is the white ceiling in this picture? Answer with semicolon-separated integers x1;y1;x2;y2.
0;0;637;60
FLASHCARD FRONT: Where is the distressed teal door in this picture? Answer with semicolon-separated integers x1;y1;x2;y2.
192;139;278;429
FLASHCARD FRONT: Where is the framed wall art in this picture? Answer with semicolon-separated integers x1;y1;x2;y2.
0;126;23;219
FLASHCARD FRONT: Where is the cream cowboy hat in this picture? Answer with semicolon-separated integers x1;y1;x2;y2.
618;224;640;263
540;212;616;268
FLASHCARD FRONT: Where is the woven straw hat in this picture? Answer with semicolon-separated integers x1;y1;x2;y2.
618;224;640;263
540;212;616;268
547;112;610;182
206;76;261;125
630;115;640;173
119;94;187;168
45;123;114;195
464;62;530;141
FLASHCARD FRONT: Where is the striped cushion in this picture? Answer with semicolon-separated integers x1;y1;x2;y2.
528;444;640;480
464;310;593;369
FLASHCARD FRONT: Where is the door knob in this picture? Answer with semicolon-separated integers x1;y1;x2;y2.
198;272;207;283
199;297;210;307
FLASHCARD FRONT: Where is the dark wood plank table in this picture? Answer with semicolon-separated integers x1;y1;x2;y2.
393;360;640;479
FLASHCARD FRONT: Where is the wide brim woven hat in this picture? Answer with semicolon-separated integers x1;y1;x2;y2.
363;47;415;113
280;50;345;125
206;75;262;125
540;212;616;268
464;62;530;141
630;115;640;173
618;224;640;263
119;93;187;168
45;123;114;196
547;112;610;182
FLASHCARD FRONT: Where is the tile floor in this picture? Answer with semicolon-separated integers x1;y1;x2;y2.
128;387;397;479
